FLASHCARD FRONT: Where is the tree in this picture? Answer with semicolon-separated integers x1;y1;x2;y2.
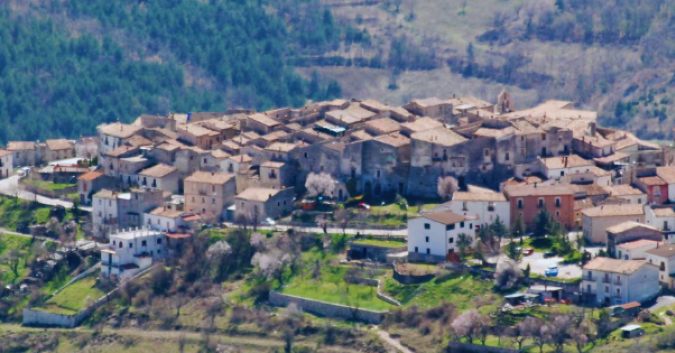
334;208;352;235
546;315;576;353
506;240;521;262
494;261;521;290
534;209;552;236
512;215;526;241
507;324;528;351
571;327;588;353
305;172;336;199
451;309;490;344
251;249;291;286
437;176;459;201
456;233;472;260
316;214;329;235
521;317;546;353
491;216;509;243
2;250;24;279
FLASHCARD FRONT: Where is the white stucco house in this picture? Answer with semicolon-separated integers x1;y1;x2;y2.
539;155;594;181
645;206;675;235
646;244;675;289
407;210;477;262
581;257;659;306
101;228;166;280
435;191;510;228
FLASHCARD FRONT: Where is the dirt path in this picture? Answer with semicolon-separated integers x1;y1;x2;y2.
661;313;673;326
377;330;414;353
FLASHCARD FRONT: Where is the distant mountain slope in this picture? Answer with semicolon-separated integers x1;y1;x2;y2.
0;0;348;142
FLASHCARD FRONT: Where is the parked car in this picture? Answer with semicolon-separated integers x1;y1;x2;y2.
522;248;534;256
17;167;31;177
543;250;557;258
357;202;371;210
545;266;559;277
262;218;276;226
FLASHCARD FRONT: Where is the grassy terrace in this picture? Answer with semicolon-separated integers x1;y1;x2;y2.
351;238;406;248
0;233;39;283
22;178;75;191
282;265;395;311
34;271;105;315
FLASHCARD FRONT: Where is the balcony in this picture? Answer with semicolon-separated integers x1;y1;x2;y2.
602;277;611;284
614;280;622;286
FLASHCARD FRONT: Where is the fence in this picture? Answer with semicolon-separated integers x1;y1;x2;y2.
269;291;387;324
23;265;156;327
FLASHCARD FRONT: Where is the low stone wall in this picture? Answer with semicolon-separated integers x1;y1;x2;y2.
344;276;401;306
20;182;77;198
278;220;406;231
445;342;518;353
269;291;387;324
393;268;436;285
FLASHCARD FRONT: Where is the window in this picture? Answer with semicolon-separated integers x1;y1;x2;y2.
377;170;381;178
425;236;429;242
538;198;544;208
129;243;133;248
304;152;308;158
462;202;468;211
426;248;430;254
541;134;546;141
521;148;525;155
560;171;564;177
449;238;454;243
113;240;116;246
469;223;473;229
142;240;147;246
424;223;430;230
415;247;418;253
460;222;465;228
277;201;281;206
484;148;490;157
212;185;216;192
157;238;162;245
605;286;609;293
517;199;524;209
555;198;561;207
505;152;510;161
119;242;123;249
448;249;454;253
446;224;455;230
556;211;560;217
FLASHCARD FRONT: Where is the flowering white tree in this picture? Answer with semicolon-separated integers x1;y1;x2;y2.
251;249;292;285
305;172;336;198
451;309;491;344
206;241;232;260
249;232;267;249
437;176;459;201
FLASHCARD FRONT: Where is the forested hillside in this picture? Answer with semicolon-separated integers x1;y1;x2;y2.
0;0;350;142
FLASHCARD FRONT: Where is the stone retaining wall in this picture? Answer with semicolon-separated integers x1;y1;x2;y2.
344;276;401;306
20;182;77;198
445;342;518;353
269;291;386;324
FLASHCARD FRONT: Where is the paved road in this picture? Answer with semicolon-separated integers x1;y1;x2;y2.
0;175;91;212
223;222;407;237
649;296;675;311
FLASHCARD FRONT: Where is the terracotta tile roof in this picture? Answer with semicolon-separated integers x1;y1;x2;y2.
78;170;104;181
473;127;515;139
503;184;575;197
149;206;185;218
540;155;594;169
603;185;644;197
179;124;219;137
646;245;675;258
606;221;658;234
0;149;12;158
185;171;235;185
350;129;375;141
583;257;649;275
419;210;466;225
401;117;443;133
638;176;667;186
581;204;644;218
236;187;284;202
227;154;252;164
7;141;36;151
574;198;594;211
408;97;445;108
591;166;610;177
93;189;117;200
411;128;467;147
260;130;288;142
656;167;675;184
364;118;401;134
156;143;180;152
360;99;390;112
374;133;410;148
139;164;177;178
125;135;154;147
285;123;303;131
248;113;281;127
98;122;142;139
211;150;231;159
242;131;261;140
652;207;675;217
594;152;630;164
266;142;301;153
105;145;139;157
451;192;507;202
571;184;610;196
45;139;74;151
617;239;660;251
261;161;285;169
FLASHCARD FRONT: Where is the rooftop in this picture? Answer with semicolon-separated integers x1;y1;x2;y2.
582;204;644;218
363;118;401;134
419;210;466;225
236;187;285;202
138;164;178;178
411;128;468;147
606;221;658;234
646;245;675;258
503;184;575;197
617;239;660;251
451;192;507;202
45;139;73;151
540;155;594;169
185;171;235;185
7;141;36;151
401;117;444;133
99;122;142;139
583;257;649;275
77;170;104;181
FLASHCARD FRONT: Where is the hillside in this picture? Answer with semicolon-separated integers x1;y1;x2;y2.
301;0;675;140
0;0;352;142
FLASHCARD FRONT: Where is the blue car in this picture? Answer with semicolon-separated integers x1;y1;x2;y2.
545;266;559;277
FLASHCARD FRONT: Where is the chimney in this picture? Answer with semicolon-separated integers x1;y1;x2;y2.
589;122;596;137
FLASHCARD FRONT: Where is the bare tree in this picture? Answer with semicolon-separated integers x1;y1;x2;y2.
335;208;352;235
305;172;336;199
437;176;458;201
571;328;588;353
251;249;291;285
316;214;329;235
250;232;267;250
451;309;491;344
521;317;547;353
494;261;522;290
547;315;576;353
2;250;24;278
506;324;528;351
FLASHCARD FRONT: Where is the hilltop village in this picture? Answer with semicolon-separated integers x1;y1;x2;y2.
6;92;675;352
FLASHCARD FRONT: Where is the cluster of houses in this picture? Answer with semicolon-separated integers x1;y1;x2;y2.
6;91;675;293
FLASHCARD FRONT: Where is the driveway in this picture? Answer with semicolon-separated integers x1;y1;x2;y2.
520;252;582;279
0;175;91;212
648;296;675;311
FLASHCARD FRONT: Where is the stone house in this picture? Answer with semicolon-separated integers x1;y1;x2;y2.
118;155;152;186
615;239;661;260
117;188;166;231
246;113;282;135
97;122;143;155
92;189;121;238
582;204;646;244
7;141;37;167
175;147;209;176
223;154;252;174
184;171;236;222
351;133;411;198
137;164;180;194
581;257;659;306
403;97;452;119
0;150;12;178
76;136;99;159
143;205;195;233
407;210;477;263
646;245;675;289
43;139;76;162
234;187;295;223
177;124;221;150
634;176;669;204
606;221;663;258
538;155;594;181
362;118;401;136
259;161;293;190
435;191;510;228
602;185;646;204
503;184;575;231
102;146;141;178
399;117;444;137
77;170;115;205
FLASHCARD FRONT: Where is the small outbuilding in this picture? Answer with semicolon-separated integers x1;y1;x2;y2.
620;324;644;338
